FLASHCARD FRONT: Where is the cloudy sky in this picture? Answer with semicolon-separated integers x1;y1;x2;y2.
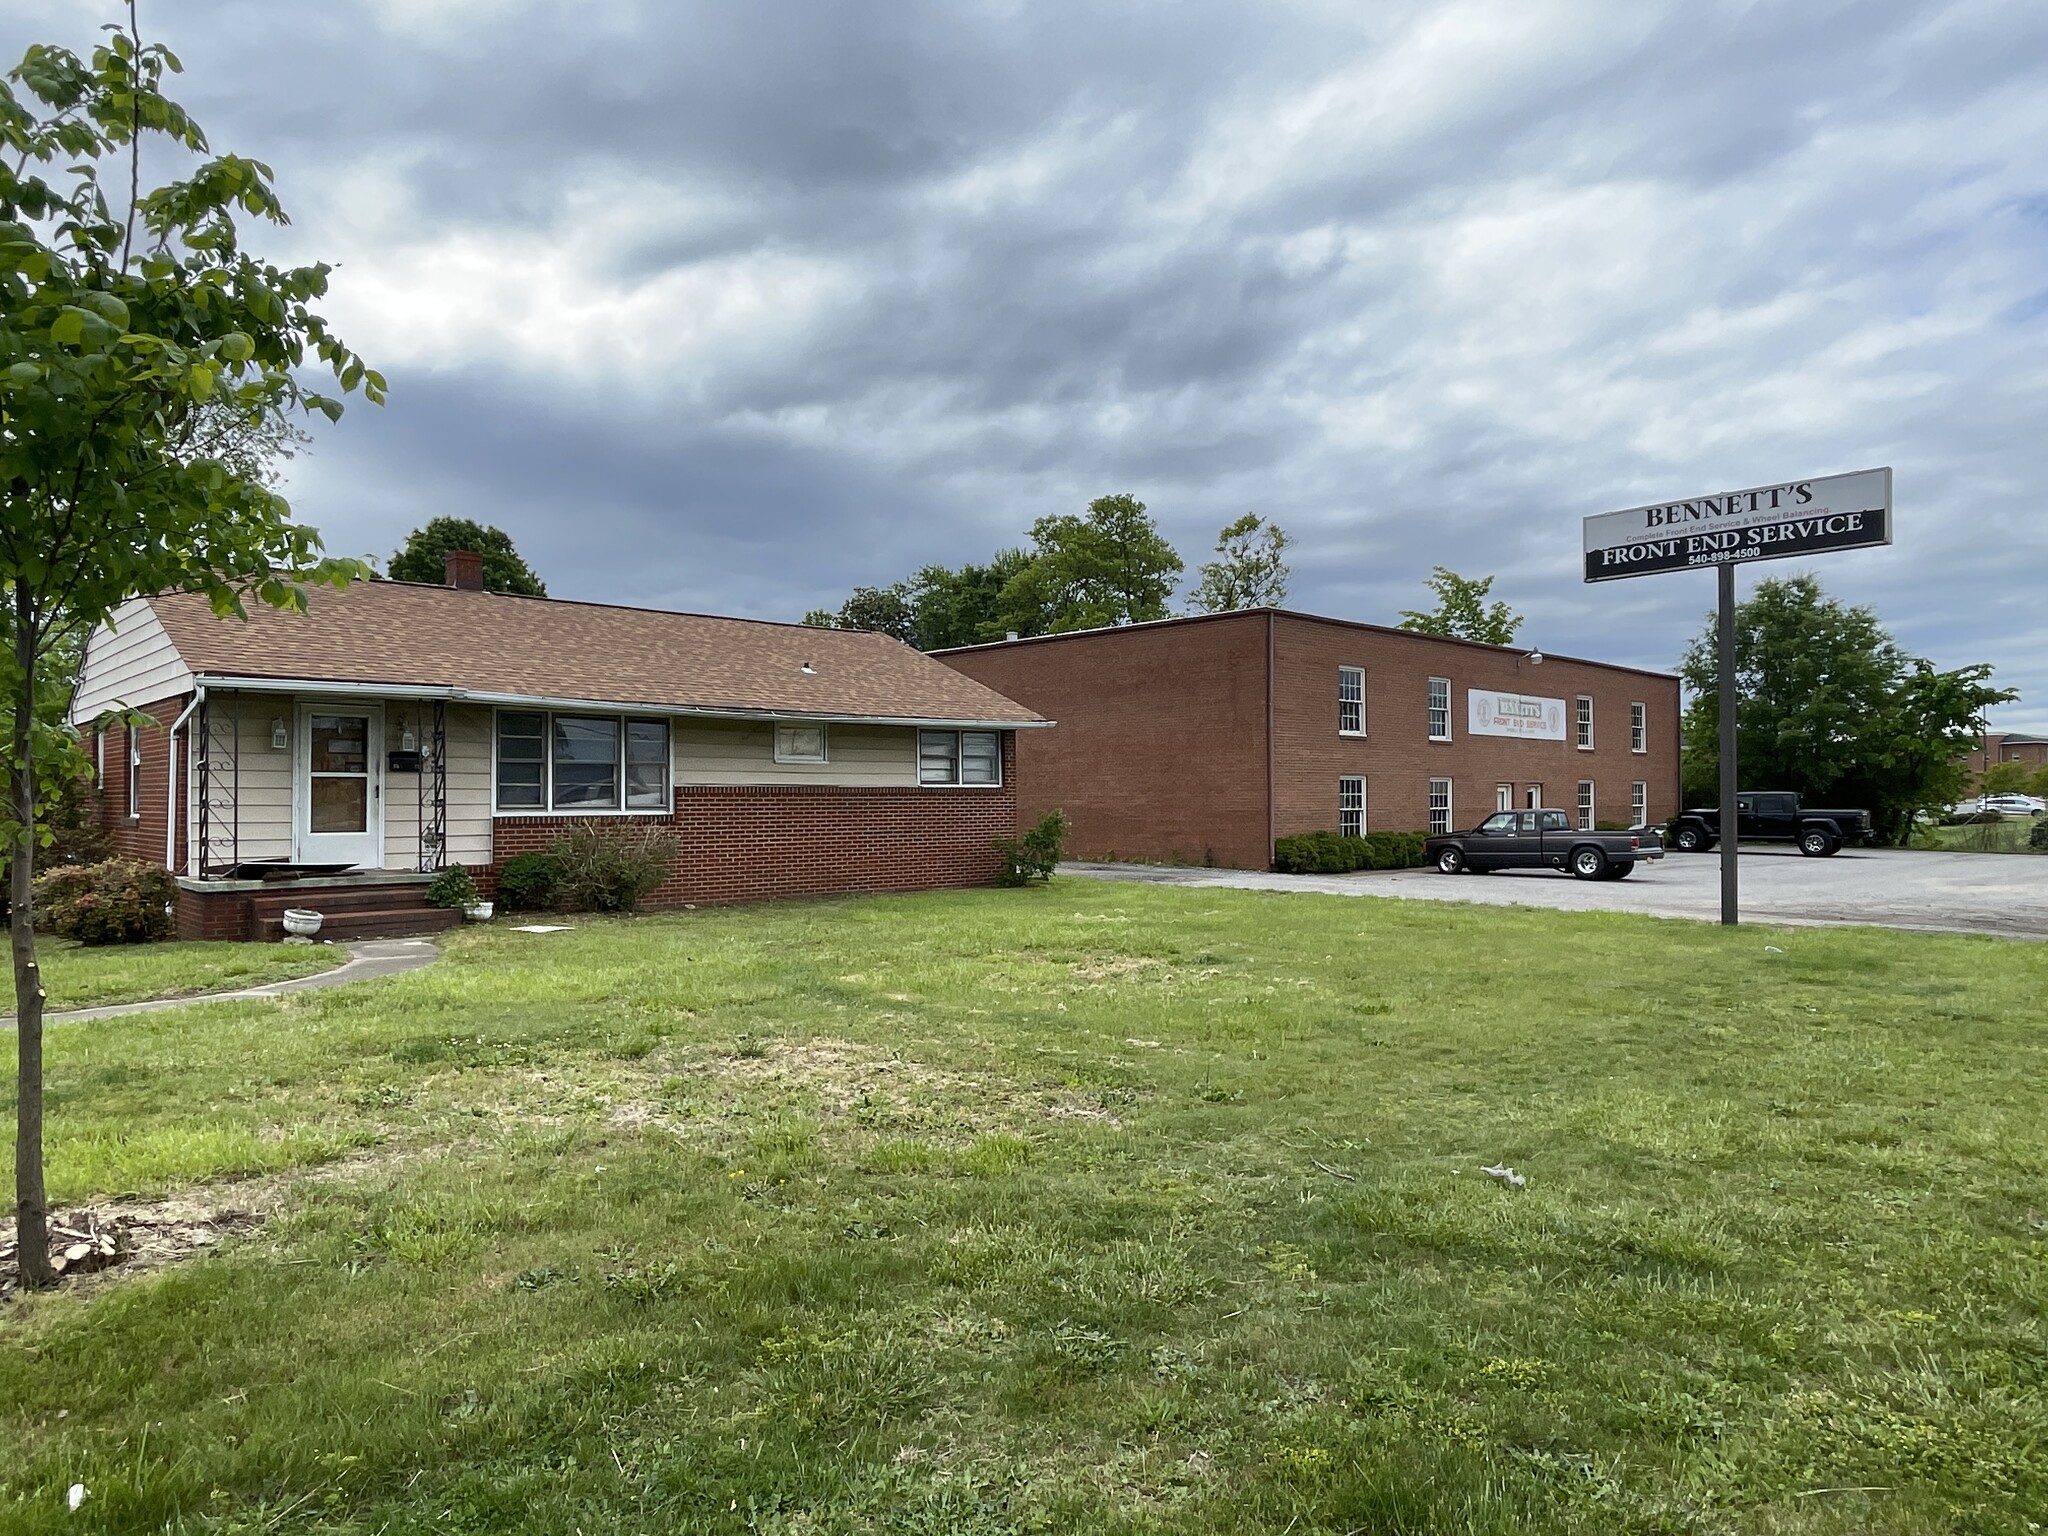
19;0;2048;727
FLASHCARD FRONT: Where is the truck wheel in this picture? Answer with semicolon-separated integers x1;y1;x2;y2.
1436;846;1467;875
1605;862;1634;880
1674;825;1706;853
1798;828;1837;858
1571;847;1608;880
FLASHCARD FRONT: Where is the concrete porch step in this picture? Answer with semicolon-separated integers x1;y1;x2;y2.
252;906;461;943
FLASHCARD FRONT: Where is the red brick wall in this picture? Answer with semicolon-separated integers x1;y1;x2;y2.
87;692;190;872
1270;614;1683;839
937;613;1683;870
937;615;1273;868
484;734;1018;908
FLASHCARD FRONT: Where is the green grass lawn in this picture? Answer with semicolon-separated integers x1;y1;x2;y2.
1911;818;2047;854
2;886;2045;1534
13;938;347;1014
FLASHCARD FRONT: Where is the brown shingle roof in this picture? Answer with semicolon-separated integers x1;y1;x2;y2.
146;583;1046;726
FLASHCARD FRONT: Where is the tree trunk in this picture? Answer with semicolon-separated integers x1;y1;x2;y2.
10;585;53;1289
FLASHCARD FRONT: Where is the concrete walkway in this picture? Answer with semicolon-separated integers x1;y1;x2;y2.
12;938;442;1027
1065;847;2048;940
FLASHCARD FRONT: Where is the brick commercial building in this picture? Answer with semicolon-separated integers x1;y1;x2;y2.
1965;732;2048;781
938;609;1681;870
70;556;1044;939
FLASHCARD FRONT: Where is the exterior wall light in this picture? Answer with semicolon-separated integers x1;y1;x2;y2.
270;718;289;751
1527;649;1545;666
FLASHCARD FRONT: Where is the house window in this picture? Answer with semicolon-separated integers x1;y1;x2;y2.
1577;780;1595;830
774;723;829;764
1576;695;1594;750
1338;667;1365;736
1631;781;1648;827
126;727;142;817
1339;776;1365;837
1630;701;1647;754
920;730;1001;787
495;710;671;812
1427;677;1451;741
1429;777;1452;836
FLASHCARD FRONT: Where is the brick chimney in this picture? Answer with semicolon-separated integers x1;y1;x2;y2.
444;549;485;590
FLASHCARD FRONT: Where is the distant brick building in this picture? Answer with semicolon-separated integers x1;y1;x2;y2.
938;609;1681;870
1965;732;2048;781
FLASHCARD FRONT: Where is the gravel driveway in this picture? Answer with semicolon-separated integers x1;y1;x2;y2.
1064;848;2048;939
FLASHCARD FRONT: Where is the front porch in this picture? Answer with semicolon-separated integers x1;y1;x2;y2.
173;871;461;944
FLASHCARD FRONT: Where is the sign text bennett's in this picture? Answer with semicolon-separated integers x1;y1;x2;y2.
1583;467;1891;582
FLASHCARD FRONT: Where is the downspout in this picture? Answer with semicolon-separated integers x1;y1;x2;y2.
1265;611;1276;869
166;688;204;873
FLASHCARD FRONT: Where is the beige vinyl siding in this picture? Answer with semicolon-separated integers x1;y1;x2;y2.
187;695;295;867
373;702;493;869
673;719;918;787
72;598;193;722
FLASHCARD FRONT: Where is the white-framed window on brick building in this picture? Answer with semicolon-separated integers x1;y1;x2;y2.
1339;776;1365;837
1429;777;1452;835
1630;701;1646;753
495;709;671;812
1427;677;1451;741
1496;783;1513;813
126;726;142;818
1577;779;1595;830
1576;695;1594;750
919;729;1002;786
1338;666;1365;736
1631;781;1648;827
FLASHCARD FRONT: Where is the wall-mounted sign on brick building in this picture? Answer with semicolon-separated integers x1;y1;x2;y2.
1467;689;1566;741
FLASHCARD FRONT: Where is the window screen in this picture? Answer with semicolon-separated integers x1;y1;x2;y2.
1577;780;1595;830
1630;701;1646;753
1576;695;1594;749
1339;776;1364;837
1427;678;1450;740
1428;777;1452;835
1338;667;1364;735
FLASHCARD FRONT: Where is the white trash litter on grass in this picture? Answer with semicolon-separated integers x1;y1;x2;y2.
1481;1163;1527;1188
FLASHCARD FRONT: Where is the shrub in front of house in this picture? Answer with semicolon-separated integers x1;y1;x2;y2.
995;808;1070;886
31;858;175;945
497;852;564;911
549;825;681;913
1272;831;1428;874
2031;817;2048;851
424;866;480;909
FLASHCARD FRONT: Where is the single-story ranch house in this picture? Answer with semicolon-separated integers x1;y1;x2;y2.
71;553;1047;940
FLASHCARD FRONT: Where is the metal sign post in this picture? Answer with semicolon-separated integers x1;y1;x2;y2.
1583;468;1893;926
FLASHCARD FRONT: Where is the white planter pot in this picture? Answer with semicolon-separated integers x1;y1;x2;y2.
281;908;324;938
463;901;495;921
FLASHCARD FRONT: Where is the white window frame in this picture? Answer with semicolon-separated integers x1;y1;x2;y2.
1630;701;1646;754
1631;781;1648;827
1525;784;1541;810
1339;776;1365;837
773;723;830;764
1576;695;1594;750
1428;777;1452;836
126;727;143;819
1338;666;1365;737
1577;779;1595;830
919;729;1003;788
94;730;105;788
493;708;673;815
1495;783;1513;813
1427;677;1451;742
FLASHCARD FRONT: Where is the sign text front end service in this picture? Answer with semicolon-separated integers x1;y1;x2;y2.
1583;467;1891;582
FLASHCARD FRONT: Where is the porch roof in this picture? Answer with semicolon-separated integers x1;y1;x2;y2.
145;582;1048;730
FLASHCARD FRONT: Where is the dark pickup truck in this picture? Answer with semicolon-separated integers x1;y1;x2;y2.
1670;791;1875;857
1427;809;1663;881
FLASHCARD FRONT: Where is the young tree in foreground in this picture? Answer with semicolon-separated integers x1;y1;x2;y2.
1188;513;1291;613
387;516;546;596
1397;567;1524;646
1679;575;2013;842
2;15;377;1287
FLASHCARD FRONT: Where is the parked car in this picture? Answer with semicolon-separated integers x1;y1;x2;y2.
1427;809;1663;881
1976;794;2047;817
1670;791;1874;857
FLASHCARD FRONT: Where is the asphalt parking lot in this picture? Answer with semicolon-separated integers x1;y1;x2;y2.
1065;846;2048;940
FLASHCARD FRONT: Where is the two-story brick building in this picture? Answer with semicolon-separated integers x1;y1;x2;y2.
937;609;1681;870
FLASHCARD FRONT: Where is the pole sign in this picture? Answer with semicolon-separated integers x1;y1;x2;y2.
1582;467;1891;583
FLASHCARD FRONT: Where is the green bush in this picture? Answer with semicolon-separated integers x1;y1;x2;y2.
1272;830;1428;874
995;809;1070;886
550;825;680;914
2030;817;2048;851
423;865;480;909
30;858;175;945
497;852;563;911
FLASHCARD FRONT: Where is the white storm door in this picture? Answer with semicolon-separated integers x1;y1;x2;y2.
295;705;383;867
